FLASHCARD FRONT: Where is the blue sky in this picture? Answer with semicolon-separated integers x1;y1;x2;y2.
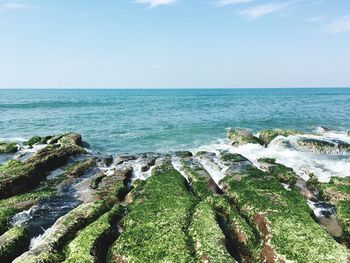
1;0;350;88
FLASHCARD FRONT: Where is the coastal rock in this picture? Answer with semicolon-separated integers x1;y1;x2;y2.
64;204;124;263
13;201;111;263
258;129;302;146
219;154;350;262
0;133;85;199
108;162;197;263
97;167;132;201
0;227;29;263
227;128;261;146
296;138;350;154
0;142;18;154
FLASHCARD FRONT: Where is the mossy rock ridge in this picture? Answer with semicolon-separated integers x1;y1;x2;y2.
320;177;350;245
258;129;302;146
0;133;85;199
13;201;111;263
227;129;262;146
0;227;30;263
107;161;197;263
64;204;125;263
219;154;350;263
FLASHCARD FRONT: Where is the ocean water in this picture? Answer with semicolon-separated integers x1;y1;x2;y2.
0;88;349;154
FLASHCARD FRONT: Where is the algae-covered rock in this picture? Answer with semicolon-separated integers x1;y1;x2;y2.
0;133;85;199
267;163;297;187
108;161;196;263
347;130;350;137
13;201;111;263
258;129;301;146
296;138;350;154
64;204;124;263
64;158;96;179
227;129;261;146
180;157;220;198
206;195;258;261
0;142;18;154
0;227;29;263
26;136;43;147
319;177;350;244
97;167;132;202
220;156;350;262
189;202;236;263
220;152;248;163
0;189;55;235
174;151;193;158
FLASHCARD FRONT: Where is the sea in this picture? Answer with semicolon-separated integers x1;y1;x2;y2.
0;88;349;154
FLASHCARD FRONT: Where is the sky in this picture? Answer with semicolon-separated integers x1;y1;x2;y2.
1;0;350;88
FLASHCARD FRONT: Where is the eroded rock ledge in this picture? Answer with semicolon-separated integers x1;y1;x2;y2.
0;129;350;263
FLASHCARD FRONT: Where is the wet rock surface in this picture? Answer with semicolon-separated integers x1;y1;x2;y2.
1;129;350;262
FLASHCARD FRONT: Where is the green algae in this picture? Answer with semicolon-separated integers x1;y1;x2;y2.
0;227;29;263
108;161;196;263
221;161;350;262
227;129;261;145
189;201;236;263
176;157;256;261
0;134;85;199
13;201;111;263
64;205;124;263
257;157;276;164
306;173;320;192
220;153;248;163
258;129;301;146
0;142;18;154
319;177;350;244
64;158;96;178
0;160;23;177
267;163;297;187
26;136;43;146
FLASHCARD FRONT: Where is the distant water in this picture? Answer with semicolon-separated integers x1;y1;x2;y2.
0;88;349;154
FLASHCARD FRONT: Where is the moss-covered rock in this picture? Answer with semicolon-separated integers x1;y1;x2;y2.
258;129;301;146
0;133;85;199
296;138;350;154
0;227;29;263
174;151;193;158
319;177;350;244
0;142;18;154
0;188;55;235
306;173;320;192
26;136;43;147
64;158;96;179
108;161;196;263
220;156;350;262
64;204;124;263
189;202;236;263
180;157;219;199
257;157;276;165
206;195;258;261
267;163;297;187
227;129;261;146
13;201;111;263
220;153;248;163
97;167;132;202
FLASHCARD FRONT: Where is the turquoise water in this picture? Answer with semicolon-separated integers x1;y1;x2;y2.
0;88;349;154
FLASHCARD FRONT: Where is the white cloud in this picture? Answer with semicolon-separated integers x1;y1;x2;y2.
135;0;177;8
239;1;294;20
0;3;27;11
217;0;254;7
324;16;350;34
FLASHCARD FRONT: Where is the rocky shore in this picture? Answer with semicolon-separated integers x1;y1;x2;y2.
0;128;350;262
